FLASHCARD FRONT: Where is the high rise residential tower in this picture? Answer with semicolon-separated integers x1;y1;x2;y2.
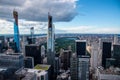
47;13;55;67
13;10;20;52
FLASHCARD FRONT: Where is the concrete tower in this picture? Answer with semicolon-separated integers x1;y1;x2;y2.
114;35;118;44
47;13;55;67
13;10;20;52
91;42;99;70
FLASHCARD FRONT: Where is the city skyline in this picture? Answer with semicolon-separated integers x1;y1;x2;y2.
0;0;120;34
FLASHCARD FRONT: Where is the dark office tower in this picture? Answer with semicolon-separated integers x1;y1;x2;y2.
24;57;34;68
13;10;20;52
75;40;86;56
102;42;111;68
9;42;17;52
60;50;71;70
47;13;55;66
0;36;5;52
30;27;35;44
25;44;41;66
55;57;60;75
27;37;32;44
113;44;120;67
106;58;116;68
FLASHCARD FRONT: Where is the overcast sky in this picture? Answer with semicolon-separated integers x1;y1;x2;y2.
0;0;120;34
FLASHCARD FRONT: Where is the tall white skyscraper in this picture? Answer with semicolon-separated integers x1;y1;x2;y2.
91;42;99;70
114;35;118;44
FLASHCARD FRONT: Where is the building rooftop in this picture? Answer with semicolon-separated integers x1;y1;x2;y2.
0;53;23;57
78;55;90;58
98;66;120;75
24;57;34;59
0;68;7;71
26;44;40;46
34;64;51;71
15;68;47;80
75;40;86;42
21;72;35;80
106;58;116;61
60;73;68;79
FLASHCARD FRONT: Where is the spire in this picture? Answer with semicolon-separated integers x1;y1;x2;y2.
13;10;18;26
48;12;52;28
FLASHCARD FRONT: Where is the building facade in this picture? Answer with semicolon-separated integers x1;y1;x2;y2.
0;53;24;69
13;10;20;52
91;42;99;70
70;53;78;80
47;13;55;67
113;44;120;67
78;56;90;80
102;42;112;68
75;40;86;56
25;44;41;66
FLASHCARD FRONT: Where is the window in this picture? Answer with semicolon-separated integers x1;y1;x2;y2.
41;75;44;80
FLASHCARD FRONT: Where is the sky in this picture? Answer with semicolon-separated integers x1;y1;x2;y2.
0;0;120;34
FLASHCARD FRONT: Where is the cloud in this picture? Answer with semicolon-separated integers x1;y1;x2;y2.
0;0;78;22
0;0;25;6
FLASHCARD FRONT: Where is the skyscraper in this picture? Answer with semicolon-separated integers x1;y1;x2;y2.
113;44;120;67
0;36;4;53
70;53;78;80
75;40;86;56
113;35;118;44
91;42;99;70
24;57;34;68
25;44;41;66
98;38;112;66
102;42;111;68
47;13;55;67
54;57;60;75
0;53;24;70
60;50;71;70
78;55;90;80
13;10;20;52
30;27;35;44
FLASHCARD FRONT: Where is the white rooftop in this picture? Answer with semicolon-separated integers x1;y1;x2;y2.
75;40;86;42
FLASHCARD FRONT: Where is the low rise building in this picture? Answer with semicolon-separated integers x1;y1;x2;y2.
95;66;120;80
15;68;48;80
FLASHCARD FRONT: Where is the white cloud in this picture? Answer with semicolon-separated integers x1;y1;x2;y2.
0;0;78;34
0;0;78;22
0;0;119;34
